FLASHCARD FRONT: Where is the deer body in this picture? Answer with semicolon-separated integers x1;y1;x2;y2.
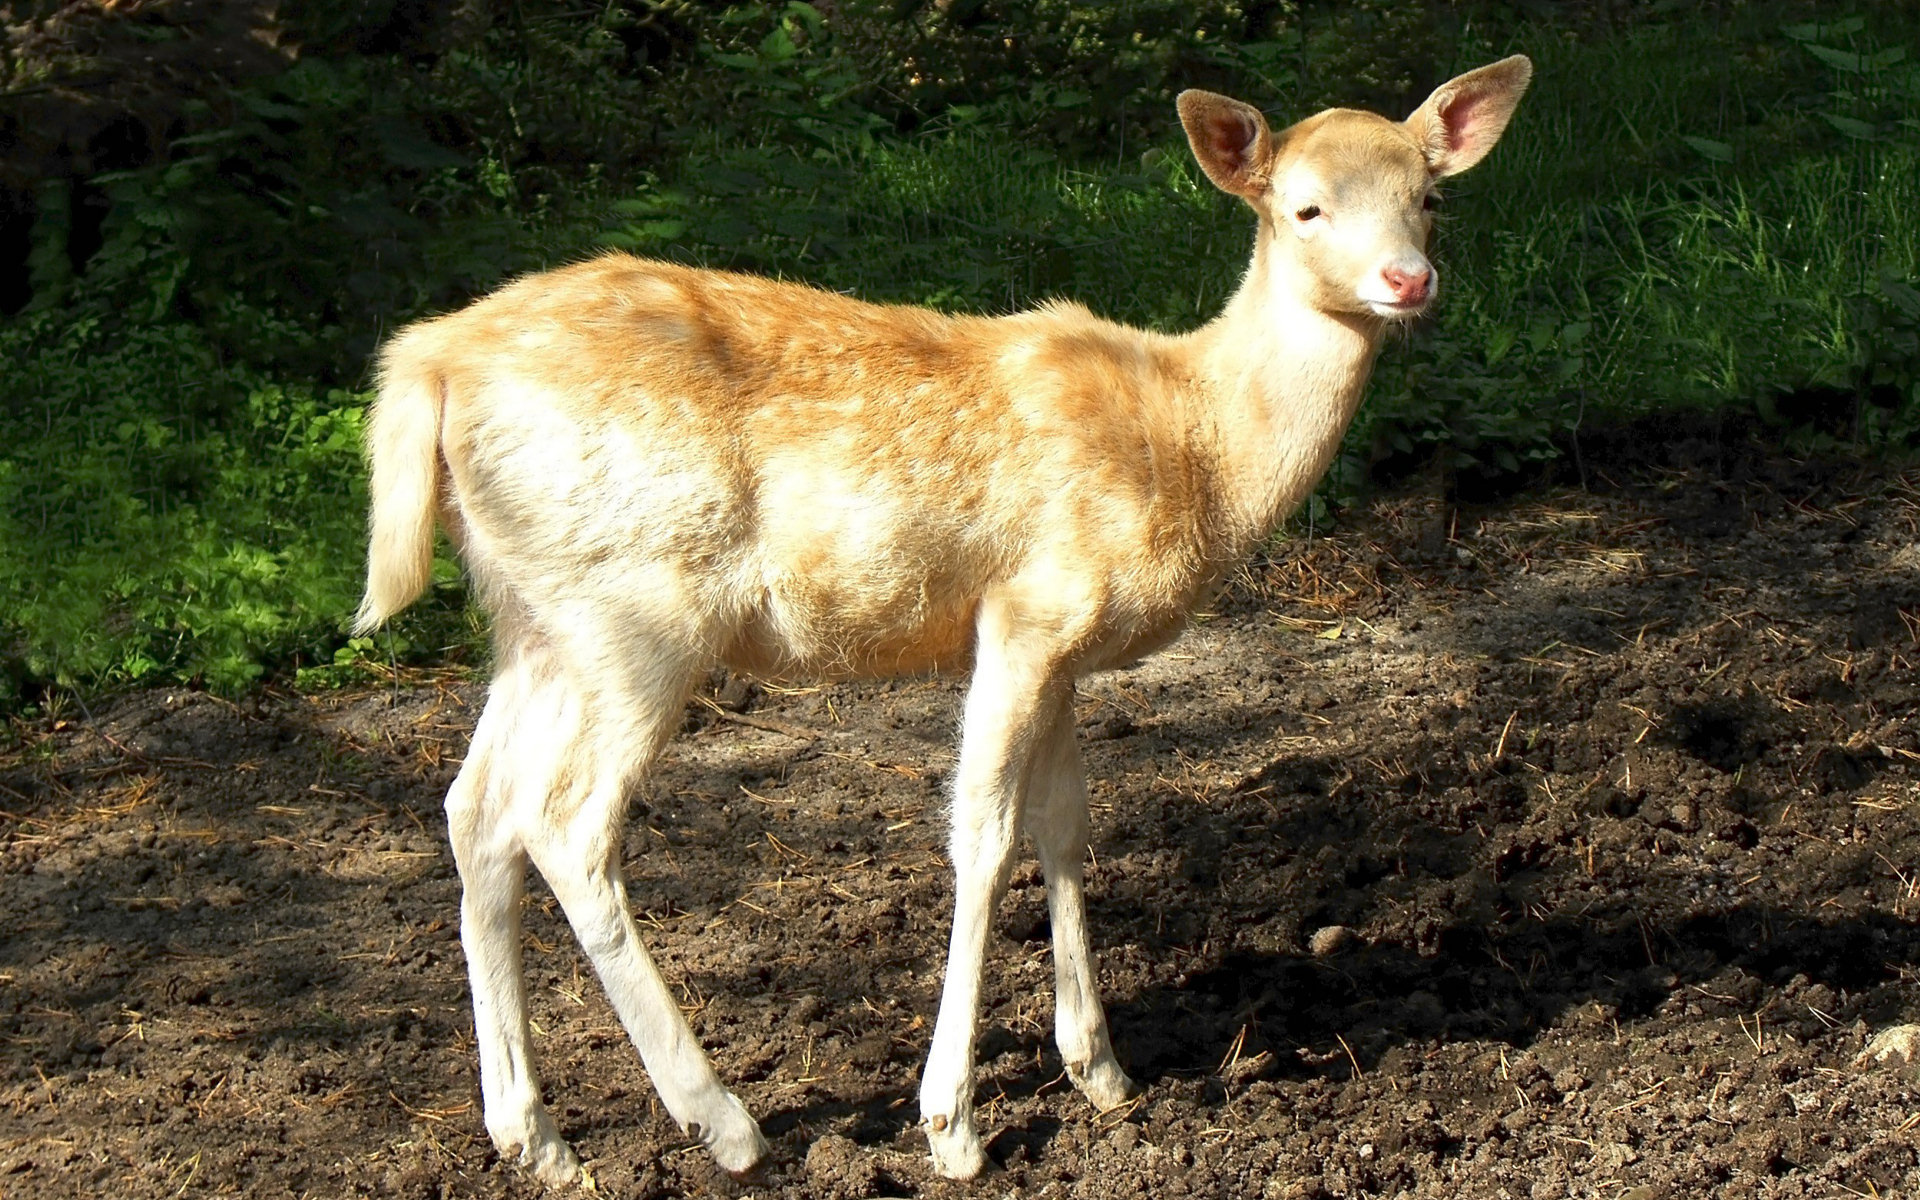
392;259;1369;681
358;57;1530;1185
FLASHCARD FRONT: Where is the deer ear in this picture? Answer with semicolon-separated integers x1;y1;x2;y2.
1406;55;1533;178
1178;90;1274;200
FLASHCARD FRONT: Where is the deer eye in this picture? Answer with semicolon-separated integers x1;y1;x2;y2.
1294;204;1322;222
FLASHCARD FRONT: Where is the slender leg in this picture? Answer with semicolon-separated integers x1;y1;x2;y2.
445;668;580;1185
919;607;1063;1179
1024;695;1138;1110
526;817;768;1173
514;651;769;1176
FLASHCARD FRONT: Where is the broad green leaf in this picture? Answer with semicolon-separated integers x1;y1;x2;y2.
760;25;798;62
599;219;687;248
1805;44;1866;73
784;1;826;34
1784;18;1865;41
1681;136;1734;162
1485;326;1517;365
1820;112;1878;139
1878;277;1920;320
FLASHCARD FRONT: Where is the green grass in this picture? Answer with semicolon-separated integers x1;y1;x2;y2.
2;8;1917;705
0;315;370;692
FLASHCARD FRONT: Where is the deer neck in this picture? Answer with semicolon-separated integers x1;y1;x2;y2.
1181;235;1387;552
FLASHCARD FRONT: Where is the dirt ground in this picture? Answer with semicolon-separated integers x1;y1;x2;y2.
4;449;1920;1200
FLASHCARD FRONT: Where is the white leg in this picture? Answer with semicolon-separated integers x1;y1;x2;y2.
459;634;767;1181
1025;696;1137;1110
446;681;581;1185
514;649;769;1177
919;608;1062;1179
527;818;768;1174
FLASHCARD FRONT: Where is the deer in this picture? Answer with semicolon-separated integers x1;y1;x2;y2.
353;56;1531;1184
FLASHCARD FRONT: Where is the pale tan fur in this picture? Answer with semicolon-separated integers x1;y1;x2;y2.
357;56;1531;1185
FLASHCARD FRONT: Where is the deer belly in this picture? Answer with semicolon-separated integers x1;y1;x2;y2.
721;564;982;681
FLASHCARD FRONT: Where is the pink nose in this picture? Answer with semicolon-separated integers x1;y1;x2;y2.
1382;265;1432;305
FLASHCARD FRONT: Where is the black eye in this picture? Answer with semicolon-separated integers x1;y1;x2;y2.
1422;193;1441;211
1295;205;1322;222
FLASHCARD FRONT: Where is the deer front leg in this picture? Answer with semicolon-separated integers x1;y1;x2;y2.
919;614;1063;1179
1025;695;1137;1111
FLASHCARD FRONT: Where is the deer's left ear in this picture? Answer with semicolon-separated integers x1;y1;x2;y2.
1178;89;1275;201
1406;55;1533;178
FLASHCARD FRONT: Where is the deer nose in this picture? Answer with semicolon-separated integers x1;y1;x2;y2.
1381;264;1433;306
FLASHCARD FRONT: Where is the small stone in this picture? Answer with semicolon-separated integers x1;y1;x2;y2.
1309;925;1356;957
1856;1023;1920;1067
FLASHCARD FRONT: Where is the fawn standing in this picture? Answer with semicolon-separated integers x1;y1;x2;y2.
356;56;1532;1183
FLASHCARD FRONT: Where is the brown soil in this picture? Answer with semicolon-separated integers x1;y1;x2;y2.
4;455;1920;1200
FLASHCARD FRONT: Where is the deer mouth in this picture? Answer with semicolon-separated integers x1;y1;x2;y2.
1369;297;1432;320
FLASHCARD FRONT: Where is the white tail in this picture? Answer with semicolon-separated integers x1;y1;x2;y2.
354;354;443;634
358;56;1530;1185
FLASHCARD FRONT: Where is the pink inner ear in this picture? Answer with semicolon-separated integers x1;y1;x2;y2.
1441;89;1492;153
1209;112;1257;172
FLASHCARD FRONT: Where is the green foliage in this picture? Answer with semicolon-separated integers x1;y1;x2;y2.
0;314;369;692
23;56;607;379
2;6;650;702
1343;11;1920;485
604;125;1243;324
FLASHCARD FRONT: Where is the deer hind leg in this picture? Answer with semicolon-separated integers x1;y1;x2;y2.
510;636;770;1178
919;609;1065;1179
1024;694;1138;1112
446;645;579;1185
